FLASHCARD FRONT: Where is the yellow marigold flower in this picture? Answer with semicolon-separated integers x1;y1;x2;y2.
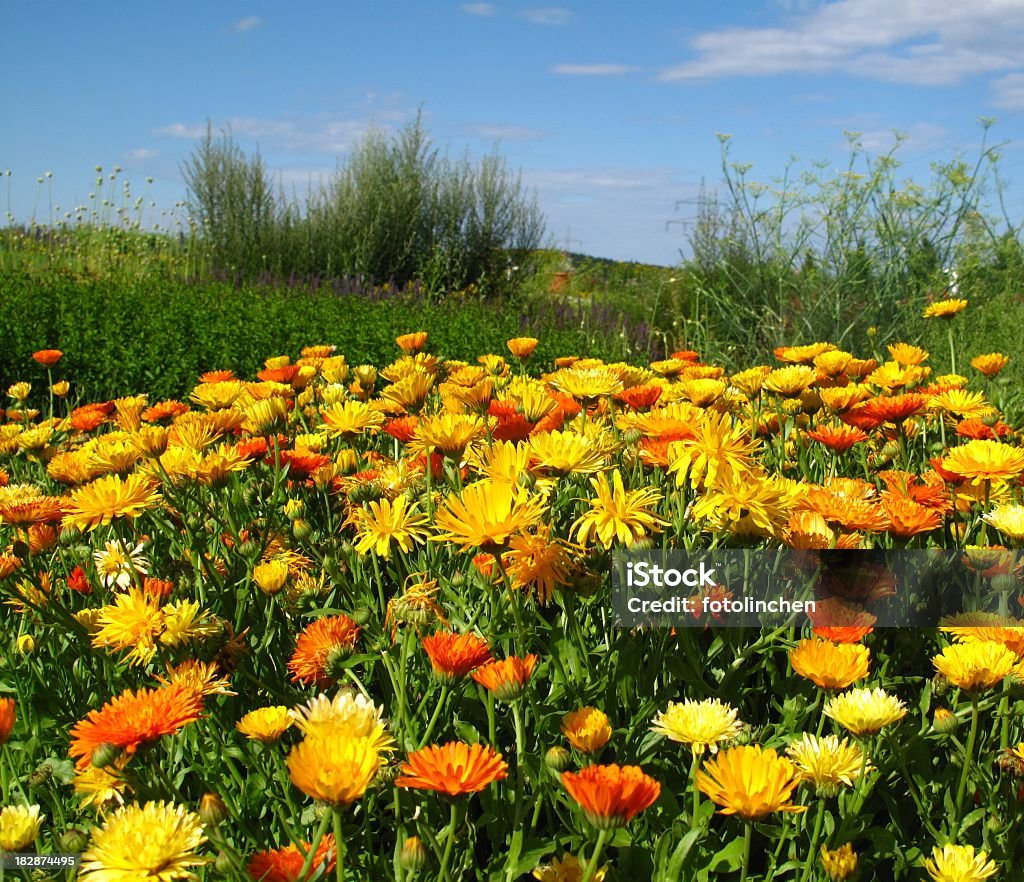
668;410;759;490
929;389;995;421
774;342;835;364
380;372;435;412
789;638;870;690
79;801;208;882
190;379;245;410
319;400;386;438
63;473;162;531
942;439;1024;483
236;707;294;743
983;503;1024;541
695;744;806;819
971;352;1009;378
6;381;31;402
528;430;610;476
74;759;132;812
413;413;486;457
763;364;818;396
287;736;380;806
0;804;43;851
571;470;666;549
814;350;853;375
887;342;929;366
351;495;431;559
562;707;612;754
824;687;907;736
546;366;623;401
650;698;742;756
532;853;607;882
679;377;727;406
730;365;772;396
289;691;394;754
785;733;870;797
92;587;164;667
923;298;968;319
432;479;546;552
691;470;793;538
933;640;1017;692
922;844;997;882
253;559;290;596
820;843;859;881
505;525;572;604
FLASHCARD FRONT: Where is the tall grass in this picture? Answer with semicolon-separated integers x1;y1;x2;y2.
181;116;545;296
685;124;1018;363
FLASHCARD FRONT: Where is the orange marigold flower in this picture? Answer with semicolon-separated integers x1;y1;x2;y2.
562;706;613;754
956;418;1011;441
881;493;942;538
288;615;361;687
69;683;203;768
141;400;190;423
383;416;419;443
615;384;663;411
395;741;508;796
422;631;493;682
471;655;538;701
247;836;337;882
32;349;63;366
561;764;660;829
808;599;876;643
396;332;428;354
971;352;1009;378
853;393;926;427
69;406;109;432
507;337;539;359
200;370;236;383
789;638;870;689
0;697;15;745
0;495;66;525
805;424;869;454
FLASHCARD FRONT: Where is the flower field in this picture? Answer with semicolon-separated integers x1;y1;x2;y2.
2;311;1024;882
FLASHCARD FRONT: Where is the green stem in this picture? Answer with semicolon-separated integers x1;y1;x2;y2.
417;683;451;749
296;809;332;882
955;692;981;823
438;799;462;882
799;800;826;882
582;827;611;882
739;822;753;882
333;809;346;882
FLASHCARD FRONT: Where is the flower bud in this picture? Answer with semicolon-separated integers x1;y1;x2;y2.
198;792;228;828
91;742;121;769
545;746;571;772
17;634;36;655
932;706;958;734
59;828;89;853
400;836;428;872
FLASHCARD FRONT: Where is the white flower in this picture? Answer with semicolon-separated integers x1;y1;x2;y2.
93;540;149;589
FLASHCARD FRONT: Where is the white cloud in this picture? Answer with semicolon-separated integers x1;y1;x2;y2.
522;7;572;26
551;63;638;76
231;16;263;32
463;123;547;140
659;0;1024;85
126;148;159;161
155;123;209;139
460;3;497;15
991;73;1024;109
154;116;379;154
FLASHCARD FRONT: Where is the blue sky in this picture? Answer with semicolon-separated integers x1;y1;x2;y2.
6;0;1024;265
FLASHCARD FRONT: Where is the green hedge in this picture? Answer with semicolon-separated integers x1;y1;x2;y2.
0;272;638;403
